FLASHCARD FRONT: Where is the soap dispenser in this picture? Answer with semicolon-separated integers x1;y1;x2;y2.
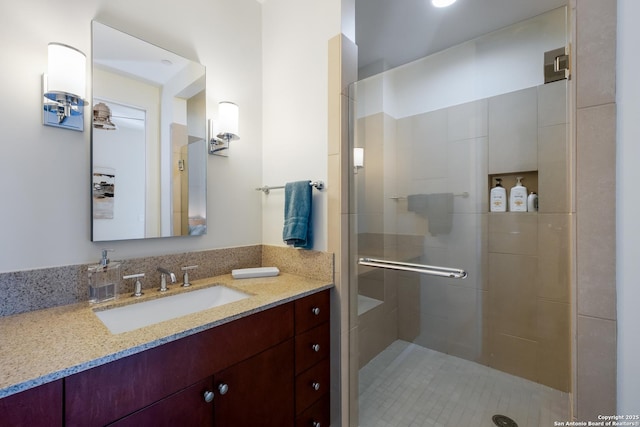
490;178;507;212
509;177;528;212
88;249;121;303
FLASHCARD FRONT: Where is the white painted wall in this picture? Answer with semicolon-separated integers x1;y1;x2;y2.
92;104;146;241
260;0;342;251
616;0;640;413
0;0;263;272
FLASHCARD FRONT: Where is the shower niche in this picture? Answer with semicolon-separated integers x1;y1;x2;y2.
488;171;539;212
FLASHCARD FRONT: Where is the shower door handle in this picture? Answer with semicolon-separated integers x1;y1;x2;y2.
358;257;467;279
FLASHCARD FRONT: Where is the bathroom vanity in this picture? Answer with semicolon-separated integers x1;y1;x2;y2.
0;274;331;427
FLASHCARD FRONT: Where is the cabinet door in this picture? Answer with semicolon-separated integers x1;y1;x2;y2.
109;377;214;427
214;339;295;427
0;380;63;427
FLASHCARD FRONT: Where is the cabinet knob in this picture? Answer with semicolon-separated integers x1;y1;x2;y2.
311;307;320;316
218;383;229;395
311;344;320;352
203;390;214;403
311;382;321;391
312;422;321;427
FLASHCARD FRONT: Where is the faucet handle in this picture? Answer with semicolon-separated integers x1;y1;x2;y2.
123;273;145;297
181;265;199;287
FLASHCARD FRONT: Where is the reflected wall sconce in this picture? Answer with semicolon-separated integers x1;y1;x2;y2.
92;102;117;130
354;147;364;174
42;43;87;131
209;101;239;156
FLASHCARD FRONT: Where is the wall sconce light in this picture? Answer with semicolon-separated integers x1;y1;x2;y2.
209;101;239;156
42;43;87;131
354;147;364;174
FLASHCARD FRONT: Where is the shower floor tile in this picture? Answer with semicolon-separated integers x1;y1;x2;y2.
359;340;569;427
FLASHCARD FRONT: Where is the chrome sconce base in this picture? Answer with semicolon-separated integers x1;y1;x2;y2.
209;133;240;157
208;132;239;157
42;76;86;132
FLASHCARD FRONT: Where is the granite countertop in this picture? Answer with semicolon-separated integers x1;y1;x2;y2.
0;272;333;399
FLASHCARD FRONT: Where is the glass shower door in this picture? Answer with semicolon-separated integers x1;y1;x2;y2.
350;7;571;427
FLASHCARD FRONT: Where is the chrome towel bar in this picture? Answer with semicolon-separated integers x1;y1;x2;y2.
358;257;467;279
256;180;324;194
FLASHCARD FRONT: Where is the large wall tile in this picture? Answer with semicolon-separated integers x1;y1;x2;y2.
538;124;570;213
576;0;617;108
538;80;568;127
488;87;538;173
488;252;538;340
538;214;572;303
488;213;538;255
490;332;538;382
397;271;420;342
447;99;488;141
410;109;448;180
537;300;571;391
358;305;398;368
447;138;488;214
576;104;616;320
576;315;616;420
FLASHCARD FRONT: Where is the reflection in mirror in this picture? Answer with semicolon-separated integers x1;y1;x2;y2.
91;21;207;241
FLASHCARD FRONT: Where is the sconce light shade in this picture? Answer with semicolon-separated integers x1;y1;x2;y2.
43;42;87;131
217;102;239;141
209;101;240;156
46;43;86;100
354;147;365;174
354;147;364;168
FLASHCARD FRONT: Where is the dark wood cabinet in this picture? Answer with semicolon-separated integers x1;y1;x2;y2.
65;302;294;426
0;380;63;427
2;289;330;427
294;290;331;426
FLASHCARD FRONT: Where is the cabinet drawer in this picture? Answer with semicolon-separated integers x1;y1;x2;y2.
295;359;330;415
295;323;329;374
296;394;330;427
295;289;330;334
108;377;214;426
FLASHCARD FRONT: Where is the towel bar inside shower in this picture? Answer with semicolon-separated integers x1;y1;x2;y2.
256;180;324;194
358;257;467;279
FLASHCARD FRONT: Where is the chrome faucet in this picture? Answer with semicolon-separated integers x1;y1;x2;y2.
157;267;177;292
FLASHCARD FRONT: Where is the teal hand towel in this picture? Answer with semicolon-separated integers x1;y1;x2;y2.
283;180;313;249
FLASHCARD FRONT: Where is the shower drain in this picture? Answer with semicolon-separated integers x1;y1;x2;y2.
492;414;519;427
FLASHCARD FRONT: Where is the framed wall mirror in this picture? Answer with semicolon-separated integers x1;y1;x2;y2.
91;21;207;241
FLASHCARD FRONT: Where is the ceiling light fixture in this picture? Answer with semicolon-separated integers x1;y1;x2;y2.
432;0;457;7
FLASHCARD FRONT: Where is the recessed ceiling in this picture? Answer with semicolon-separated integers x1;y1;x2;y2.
356;0;567;77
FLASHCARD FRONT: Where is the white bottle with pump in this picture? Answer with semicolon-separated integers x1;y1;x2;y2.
509;177;528;212
490;178;507;212
527;192;538;212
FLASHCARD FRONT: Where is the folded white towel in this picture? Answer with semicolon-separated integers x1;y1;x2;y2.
232;267;280;279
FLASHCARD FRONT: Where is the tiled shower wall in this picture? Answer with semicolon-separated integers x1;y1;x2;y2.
355;80;571;392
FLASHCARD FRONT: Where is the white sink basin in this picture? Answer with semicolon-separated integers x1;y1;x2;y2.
94;285;250;334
